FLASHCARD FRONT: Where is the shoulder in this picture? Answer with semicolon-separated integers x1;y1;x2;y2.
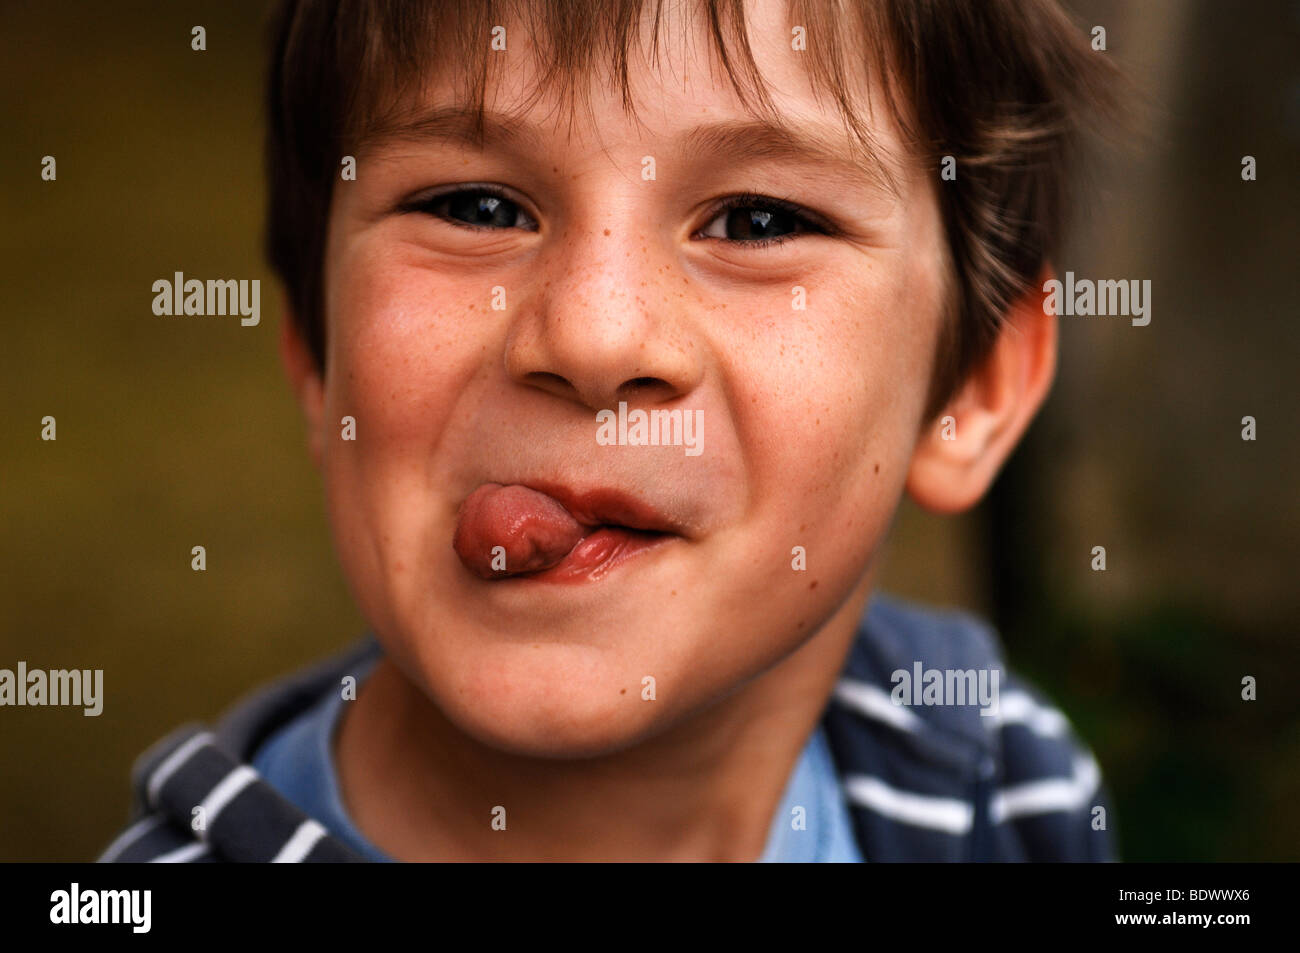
96;637;381;863
824;594;1117;861
988;668;1116;861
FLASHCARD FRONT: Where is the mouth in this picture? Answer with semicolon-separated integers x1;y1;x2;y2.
453;481;685;584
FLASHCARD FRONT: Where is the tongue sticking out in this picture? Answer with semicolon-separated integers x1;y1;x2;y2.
454;483;587;578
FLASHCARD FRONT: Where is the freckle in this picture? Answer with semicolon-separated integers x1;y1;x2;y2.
620;688;627;695
809;580;818;590
604;229;611;236
799;523;807;531
671;589;677;596
874;463;880;473
797;619;806;629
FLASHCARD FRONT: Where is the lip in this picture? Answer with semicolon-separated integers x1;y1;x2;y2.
515;525;677;584
479;480;688;585
520;481;692;538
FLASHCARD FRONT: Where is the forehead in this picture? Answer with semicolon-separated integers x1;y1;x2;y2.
352;0;911;185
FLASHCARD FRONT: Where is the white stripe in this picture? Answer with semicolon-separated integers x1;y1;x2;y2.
98;815;165;863
271;820;328;863
150;842;210;863
146;730;215;809
832;679;922;732
995;691;1070;738
991;755;1101;823
842;774;974;835
193;765;260;840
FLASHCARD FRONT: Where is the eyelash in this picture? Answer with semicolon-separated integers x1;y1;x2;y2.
401;184;536;232
696;192;831;248
401;186;830;247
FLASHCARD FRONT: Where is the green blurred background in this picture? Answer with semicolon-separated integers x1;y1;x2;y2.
2;0;1297;861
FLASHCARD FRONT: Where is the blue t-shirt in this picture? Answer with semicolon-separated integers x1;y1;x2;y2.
253;655;863;862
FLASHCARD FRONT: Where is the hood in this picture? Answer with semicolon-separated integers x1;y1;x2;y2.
98;594;1113;862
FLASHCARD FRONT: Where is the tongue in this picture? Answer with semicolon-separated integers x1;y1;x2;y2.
453;483;588;578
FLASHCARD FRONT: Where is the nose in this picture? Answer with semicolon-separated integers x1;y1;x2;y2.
503;221;704;412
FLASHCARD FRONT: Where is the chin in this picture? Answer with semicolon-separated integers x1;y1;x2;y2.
431;648;682;760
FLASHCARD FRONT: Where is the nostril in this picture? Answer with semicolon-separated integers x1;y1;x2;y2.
620;377;669;398
523;371;579;400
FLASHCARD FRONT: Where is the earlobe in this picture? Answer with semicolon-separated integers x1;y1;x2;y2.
905;272;1058;514
278;309;327;468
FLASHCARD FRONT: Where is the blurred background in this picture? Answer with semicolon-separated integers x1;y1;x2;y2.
1;0;1296;861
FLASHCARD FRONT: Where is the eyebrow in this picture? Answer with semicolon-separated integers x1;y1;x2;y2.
366;107;898;192
366;105;546;153
680;119;898;193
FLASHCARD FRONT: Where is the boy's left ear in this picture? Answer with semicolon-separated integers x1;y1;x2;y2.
905;271;1058;514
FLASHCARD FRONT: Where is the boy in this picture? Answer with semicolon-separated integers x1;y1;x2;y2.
100;0;1118;862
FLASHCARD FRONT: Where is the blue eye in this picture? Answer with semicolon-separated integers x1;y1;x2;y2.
412;187;538;231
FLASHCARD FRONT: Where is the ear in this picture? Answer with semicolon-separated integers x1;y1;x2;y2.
278;308;327;469
905;272;1058;514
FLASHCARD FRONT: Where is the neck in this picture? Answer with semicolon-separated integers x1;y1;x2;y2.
336;581;872;862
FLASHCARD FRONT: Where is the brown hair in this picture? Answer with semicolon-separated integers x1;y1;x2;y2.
265;0;1118;418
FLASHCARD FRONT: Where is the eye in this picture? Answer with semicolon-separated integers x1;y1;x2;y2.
696;194;827;246
406;186;538;231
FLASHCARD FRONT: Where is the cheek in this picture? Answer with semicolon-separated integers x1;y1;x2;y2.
719;250;942;602
315;240;494;626
322;241;487;446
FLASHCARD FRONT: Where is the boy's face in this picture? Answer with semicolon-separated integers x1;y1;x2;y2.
306;0;949;756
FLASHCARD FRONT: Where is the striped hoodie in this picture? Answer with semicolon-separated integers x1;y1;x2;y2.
97;594;1116;862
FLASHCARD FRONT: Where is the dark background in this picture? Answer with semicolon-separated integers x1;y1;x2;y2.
2;0;1296;861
